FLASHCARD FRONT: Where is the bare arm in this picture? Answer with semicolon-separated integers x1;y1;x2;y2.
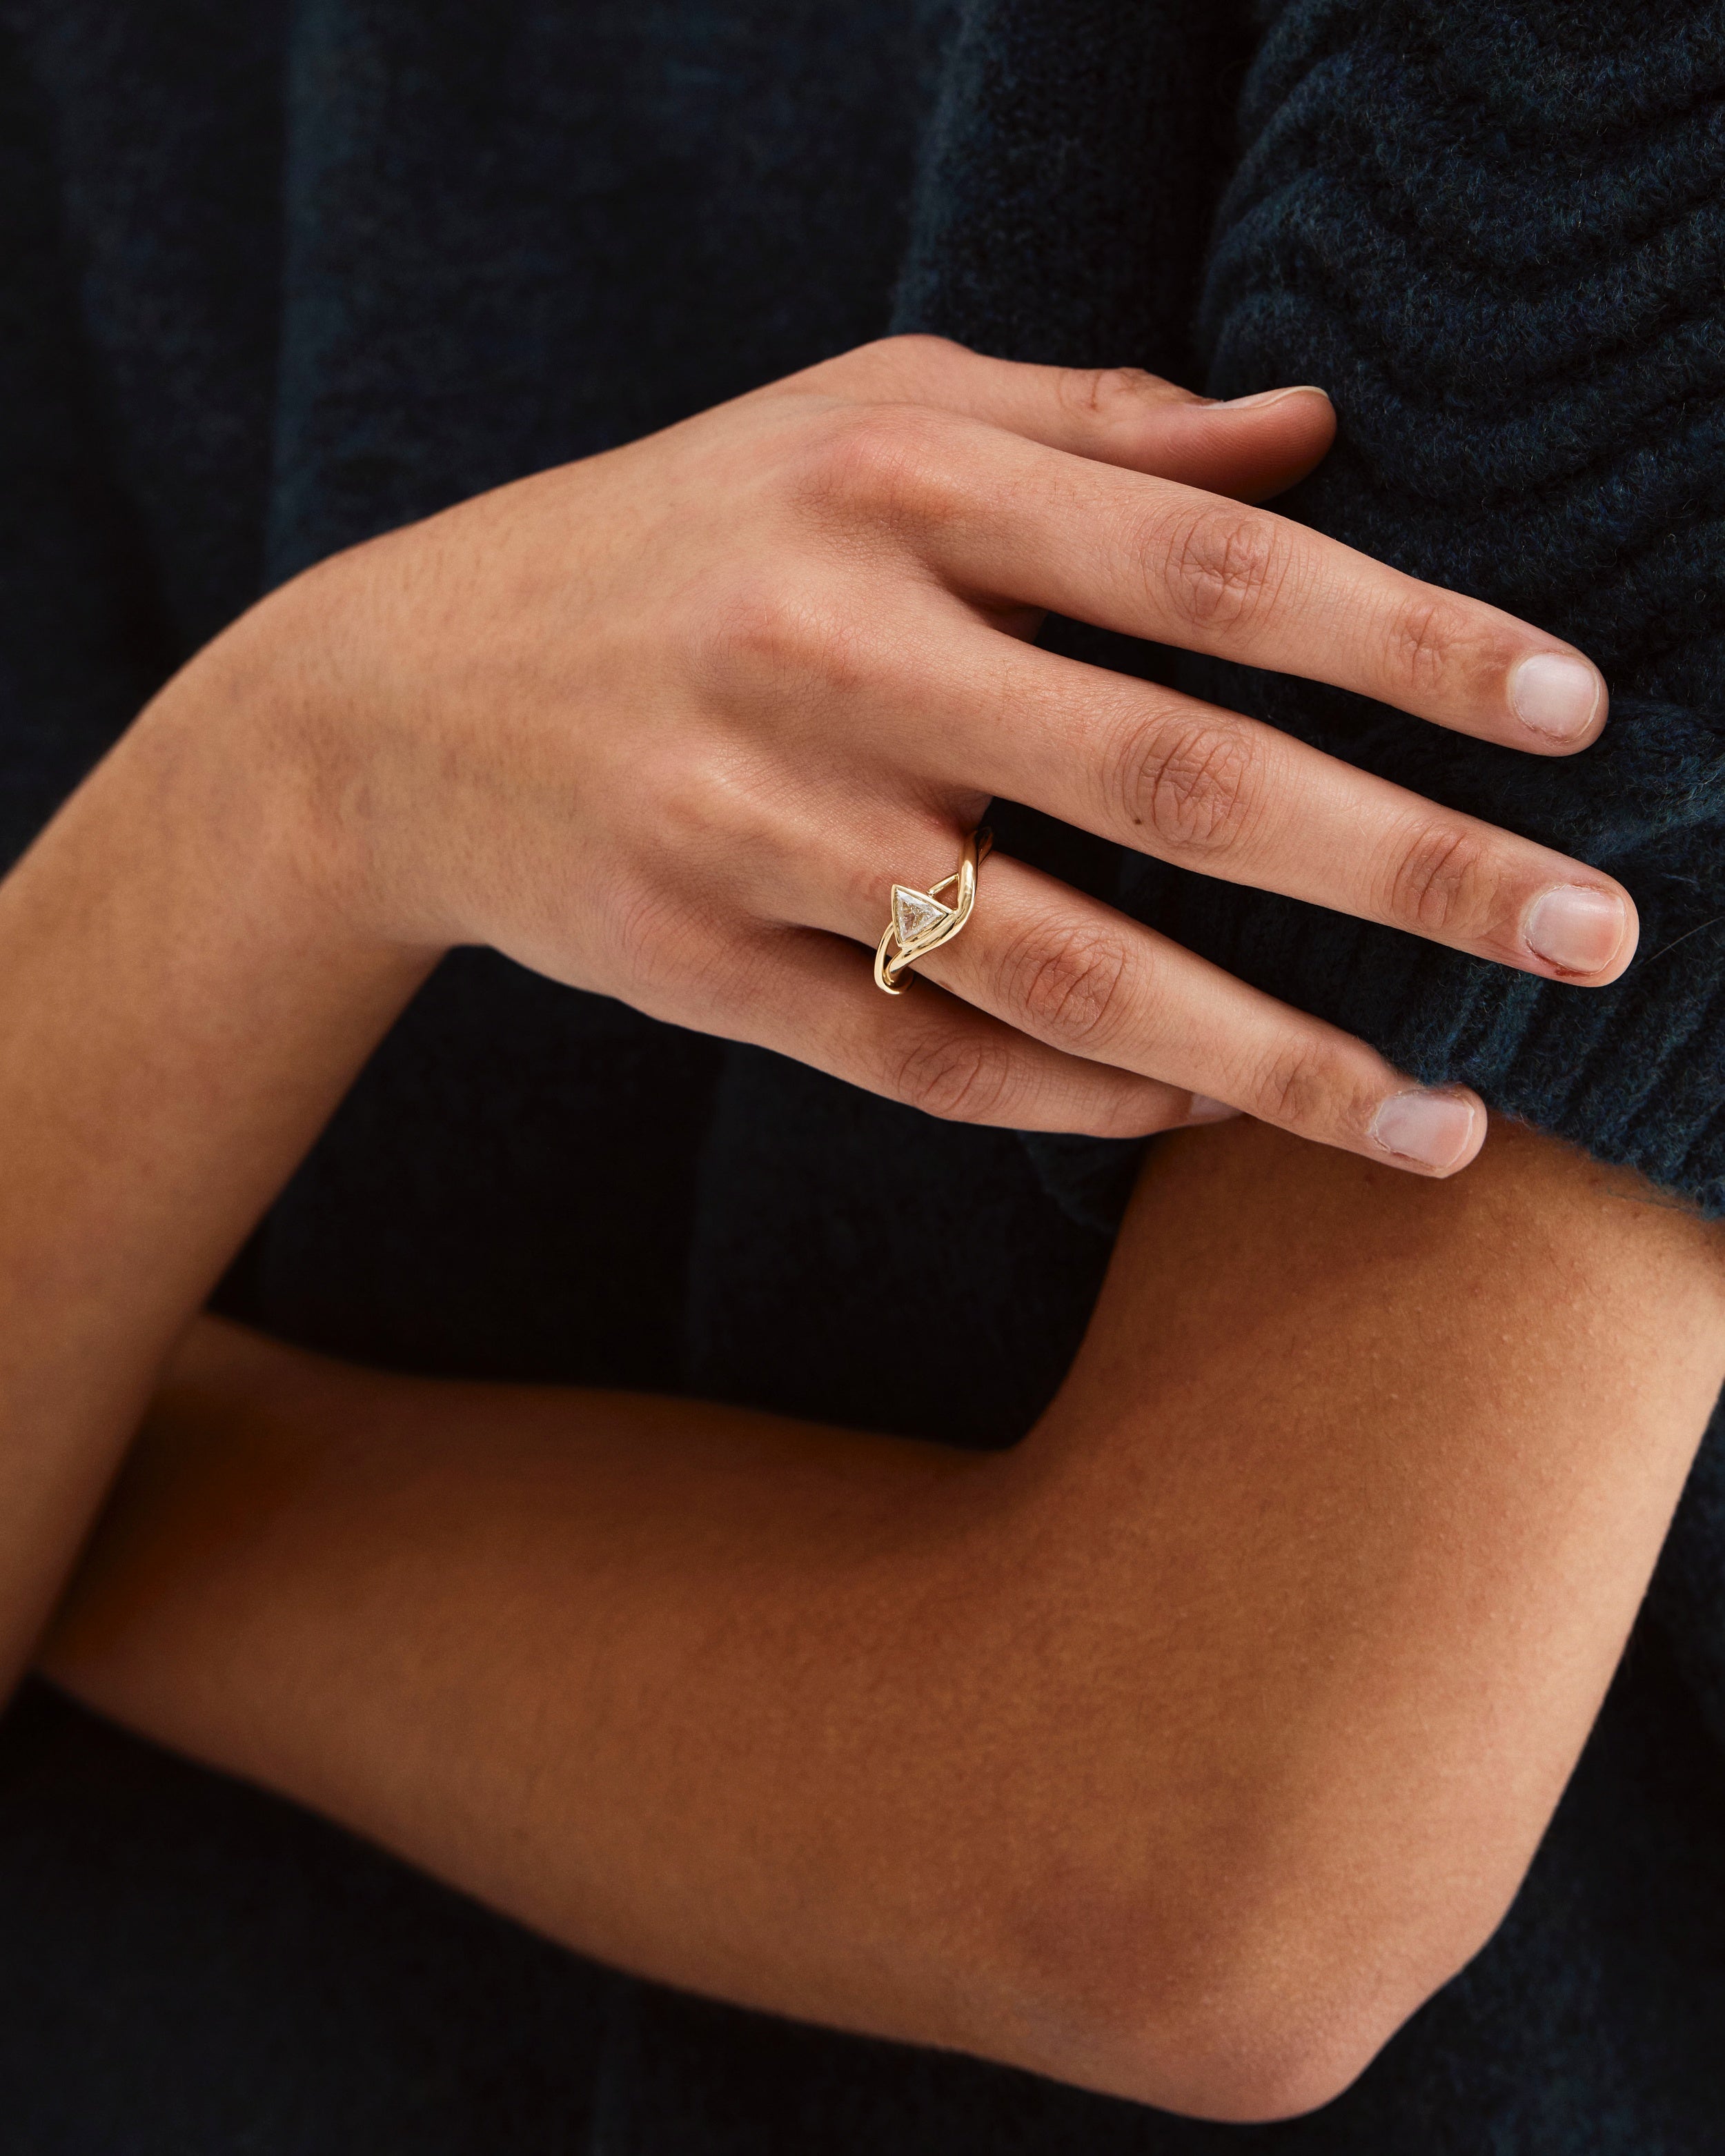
0;653;431;1690
41;1115;1725;2122
0;337;1636;1698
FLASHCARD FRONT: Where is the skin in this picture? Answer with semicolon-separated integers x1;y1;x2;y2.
41;1117;1725;2122
206;335;1633;1158
1;337;1630;1687
0;335;1690;2115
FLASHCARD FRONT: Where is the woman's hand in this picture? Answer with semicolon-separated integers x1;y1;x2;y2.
0;342;1639;1708
206;334;1635;1174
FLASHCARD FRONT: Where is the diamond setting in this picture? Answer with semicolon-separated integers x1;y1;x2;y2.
891;886;954;946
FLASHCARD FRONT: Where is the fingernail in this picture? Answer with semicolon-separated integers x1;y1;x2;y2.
1509;653;1604;742
1370;1089;1478;1171
1223;384;1332;411
1185;1094;1242;1123
1524;885;1630;975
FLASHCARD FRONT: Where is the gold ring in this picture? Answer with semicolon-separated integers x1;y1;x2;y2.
874;827;994;996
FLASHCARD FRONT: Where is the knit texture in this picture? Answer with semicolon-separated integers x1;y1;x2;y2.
1157;0;1725;1214
894;0;1251;381
898;0;1725;1223
3;3;1725;2152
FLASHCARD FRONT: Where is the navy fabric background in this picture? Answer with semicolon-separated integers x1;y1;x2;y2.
1;3;1724;2149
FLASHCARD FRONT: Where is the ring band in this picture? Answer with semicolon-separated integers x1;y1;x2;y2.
874;827;994;996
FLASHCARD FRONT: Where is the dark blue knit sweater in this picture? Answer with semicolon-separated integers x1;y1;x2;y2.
902;0;1725;1227
2;3;1724;2151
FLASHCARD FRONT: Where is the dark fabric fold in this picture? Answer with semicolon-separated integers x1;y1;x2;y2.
1172;0;1725;1214
892;0;1252;381
900;0;1725;1240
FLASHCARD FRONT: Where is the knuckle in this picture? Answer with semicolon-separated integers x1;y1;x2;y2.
1391;596;1463;700
1000;918;1132;1051
794;404;965;531
1387;593;1499;706
1386;820;1495;938
685;574;867;704
1058;365;1161;425
1159;505;1291;633
1112;715;1259;856
1081;1084;1173;1141
687;575;808;686
1250;1039;1342;1131
891;1030;1016;1124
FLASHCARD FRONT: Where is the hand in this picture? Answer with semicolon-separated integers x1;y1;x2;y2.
210;335;1636;1174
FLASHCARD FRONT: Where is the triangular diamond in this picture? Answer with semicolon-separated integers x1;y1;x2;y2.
892;886;954;946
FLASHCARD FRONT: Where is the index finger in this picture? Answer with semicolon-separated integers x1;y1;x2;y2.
800;335;1339;502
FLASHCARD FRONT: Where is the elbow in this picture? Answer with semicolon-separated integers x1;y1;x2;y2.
1108;1974;1421;2126
991;1852;1519;2124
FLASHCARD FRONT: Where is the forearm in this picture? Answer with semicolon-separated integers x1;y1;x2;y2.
39;1120;1725;2117
40;1325;1003;2064
0;626;431;1685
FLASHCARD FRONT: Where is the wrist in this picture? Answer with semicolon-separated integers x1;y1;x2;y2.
141;577;450;970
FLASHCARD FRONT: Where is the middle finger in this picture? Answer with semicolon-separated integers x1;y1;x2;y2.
917;625;1637;986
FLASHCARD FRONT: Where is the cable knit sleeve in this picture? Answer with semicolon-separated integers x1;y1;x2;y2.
1143;0;1725;1209
900;0;1725;1222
